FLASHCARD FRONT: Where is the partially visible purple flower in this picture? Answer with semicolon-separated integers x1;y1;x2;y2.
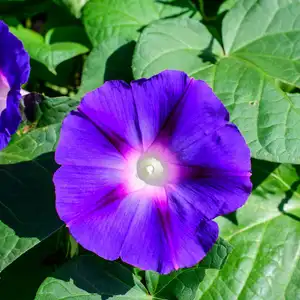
0;21;30;149
54;70;252;274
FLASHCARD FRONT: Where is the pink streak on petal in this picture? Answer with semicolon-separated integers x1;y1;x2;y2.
65;183;129;228
153;187;179;271
122;147;180;271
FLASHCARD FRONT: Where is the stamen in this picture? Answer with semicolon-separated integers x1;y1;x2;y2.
137;156;167;186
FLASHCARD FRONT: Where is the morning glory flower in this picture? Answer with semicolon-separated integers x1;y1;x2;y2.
0;20;30;149
54;70;252;274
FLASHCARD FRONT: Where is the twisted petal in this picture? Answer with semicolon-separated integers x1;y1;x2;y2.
0;21;30;150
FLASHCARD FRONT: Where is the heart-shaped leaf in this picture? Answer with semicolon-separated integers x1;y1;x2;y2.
10;26;89;74
145;238;232;299
0;153;62;272
83;0;199;47
133;0;300;163
78;36;135;96
79;0;200;95
0;96;78;164
196;161;300;299
0;96;78;272
34;255;150;299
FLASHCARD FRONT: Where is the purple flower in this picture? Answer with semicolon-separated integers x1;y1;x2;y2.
0;21;30;150
54;70;252;274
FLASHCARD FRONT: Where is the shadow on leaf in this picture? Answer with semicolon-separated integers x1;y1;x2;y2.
223;158;279;226
36;254;148;300
278;165;300;222
104;41;135;83
198;37;218;63
0;228;69;300
0;152;62;239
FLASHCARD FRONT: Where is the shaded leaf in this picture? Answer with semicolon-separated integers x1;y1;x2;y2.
0;96;78;272
0;153;62;272
132;18;223;79
80;0;200;97
199;237;233;269
35;255;149;299
195;162;300;299
133;0;300;163
78;36;135;96
10;26;89;74
0;96;78;164
0;228;67;300
145;238;232;299
53;0;89;18
83;0;199;47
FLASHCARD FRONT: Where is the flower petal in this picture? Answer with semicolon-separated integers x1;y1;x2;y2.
0;21;30;150
150;77;250;171
79;80;142;155
0;131;9;149
120;188;219;273
54;165;125;225
0;21;29;88
56;176;218;273
0;90;22;137
168;123;251;173
55;111;124;168
167;173;252;220
131;70;191;149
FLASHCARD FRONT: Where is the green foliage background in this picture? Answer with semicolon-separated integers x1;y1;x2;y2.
1;0;300;299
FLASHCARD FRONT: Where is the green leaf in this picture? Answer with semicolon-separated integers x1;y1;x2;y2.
0;0;52;17
0;96;77;272
38;96;79;128
217;0;238;14
10;26;89;74
0;153;62;273
0;228;67;300
223;0;300;85
132;18;223;79
78;36;135;96
199;238;233;270
144;238;232;299
80;0;199;96
53;0;88;18
145;268;206;300
45;26;92;48
0;96;78;164
83;0;199;47
194;161;300;299
198;0;238;20
35;255;150;299
132;0;300;163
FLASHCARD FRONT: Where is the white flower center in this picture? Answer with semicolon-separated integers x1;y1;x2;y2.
146;165;155;175
137;156;166;186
